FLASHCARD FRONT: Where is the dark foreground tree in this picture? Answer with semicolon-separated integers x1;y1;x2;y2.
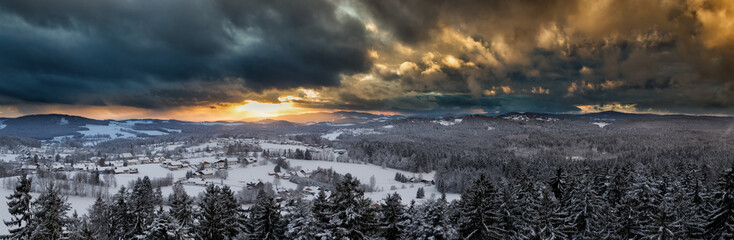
2;173;33;240
30;182;70;240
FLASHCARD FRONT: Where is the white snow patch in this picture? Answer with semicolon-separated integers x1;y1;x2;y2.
383;125;394;129
0;121;5;130
592;122;610;128
321;128;381;141
59;117;69;125
433;118;462;126
162;128;182;133
322;131;342;141
78;122;168;140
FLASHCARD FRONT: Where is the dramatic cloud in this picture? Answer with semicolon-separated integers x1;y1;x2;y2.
1;0;734;119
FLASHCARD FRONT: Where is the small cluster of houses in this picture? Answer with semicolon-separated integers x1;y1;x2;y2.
267;169;312;180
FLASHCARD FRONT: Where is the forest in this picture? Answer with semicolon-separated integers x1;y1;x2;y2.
5;159;734;239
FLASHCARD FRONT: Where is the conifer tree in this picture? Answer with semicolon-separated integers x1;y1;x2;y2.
416;187;425;199
249;188;284;239
29;182;70;240
130;176;156;236
87;196;112;239
285;199;320;240
706;168;734;239
145;208;186;240
379;193;406;239
2;173;33;240
170;183;194;230
458;175;504;239
196;184;226;240
219;185;244;238
110;187;133;239
328;173;377;239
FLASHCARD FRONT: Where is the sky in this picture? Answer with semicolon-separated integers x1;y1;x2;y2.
0;0;734;121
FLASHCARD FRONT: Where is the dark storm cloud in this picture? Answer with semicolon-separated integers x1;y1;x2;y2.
2;0;734;116
0;0;370;108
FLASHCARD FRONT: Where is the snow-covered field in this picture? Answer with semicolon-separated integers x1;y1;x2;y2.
321;128;382;141
0;153;457;234
592;122;610;128
433;118;462;126
0;154;19;163
78;122;168;140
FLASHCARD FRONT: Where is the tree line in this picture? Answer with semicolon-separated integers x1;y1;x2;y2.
7;161;734;239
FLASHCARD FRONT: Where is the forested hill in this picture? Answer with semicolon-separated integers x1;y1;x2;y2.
335;112;734;193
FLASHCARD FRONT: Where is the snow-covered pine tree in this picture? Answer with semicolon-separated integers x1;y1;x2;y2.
536;187;574;240
457;174;504;239
195;184;226;240
328;173;377;239
66;211;93;240
248;188;284;239
416;187;425;199
549;167;568;202
285;199;320;240
566;171;608;239
145;207;186;240
87;196;111;239
379;193;406;239
218;185;244;238
29;182;70;240
312;189;332;237
681;180;709;239
403;195;458;240
130;176;156;236
706;167;734;239
110;187;133;239
1;173;33;240
643;177;683;239
169;183;194;231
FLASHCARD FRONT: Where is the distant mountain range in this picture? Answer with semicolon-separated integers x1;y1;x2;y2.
0;111;728;140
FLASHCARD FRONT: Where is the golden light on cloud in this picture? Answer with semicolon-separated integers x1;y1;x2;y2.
576;103;638;113
234;100;307;118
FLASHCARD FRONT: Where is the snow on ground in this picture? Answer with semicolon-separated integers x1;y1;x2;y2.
592;122;610;128
78;122;168;140
0;120;5;130
0;184;97;235
383;125;394;129
52;135;75;142
287;159;459;204
78;124;136;139
321;131;342;141
0;156;459;234
0;154;18;163
162;128;182;133
433;118;462;126
118;120;154;126
259;142;310;152
321;128;382;141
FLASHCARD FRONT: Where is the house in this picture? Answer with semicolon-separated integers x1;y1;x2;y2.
167;161;183;169
212;159;227;169
186;178;207;186
333;149;347;155
114;167;130;174
119;153;134;159
197;168;216;178
20;164;37;172
51;163;65;171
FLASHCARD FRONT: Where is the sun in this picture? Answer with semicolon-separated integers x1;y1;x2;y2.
234;100;305;118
